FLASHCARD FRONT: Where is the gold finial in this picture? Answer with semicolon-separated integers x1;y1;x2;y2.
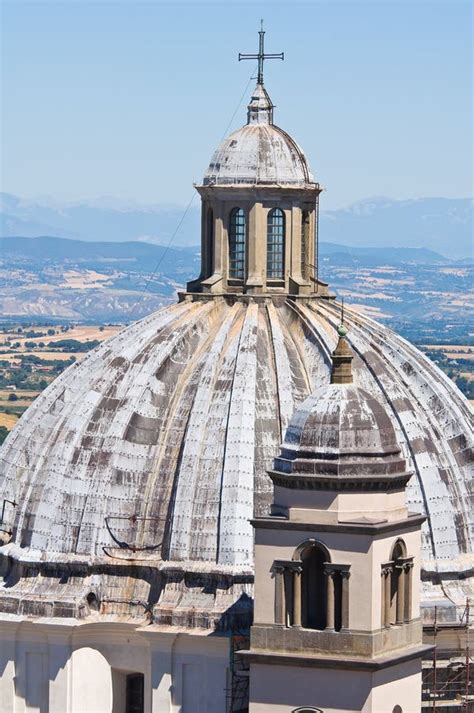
331;298;353;385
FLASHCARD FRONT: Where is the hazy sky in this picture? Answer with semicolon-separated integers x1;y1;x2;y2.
1;0;472;209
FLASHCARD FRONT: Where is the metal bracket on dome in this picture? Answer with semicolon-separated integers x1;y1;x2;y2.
0;498;17;536
304;263;320;291
104;515;162;553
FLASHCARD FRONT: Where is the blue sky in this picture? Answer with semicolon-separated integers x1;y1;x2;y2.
1;0;472;209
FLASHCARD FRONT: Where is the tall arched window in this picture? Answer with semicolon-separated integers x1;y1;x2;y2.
228;207;246;280
267;208;285;279
382;539;412;627
301;209;310;279
300;543;328;630
273;543;349;631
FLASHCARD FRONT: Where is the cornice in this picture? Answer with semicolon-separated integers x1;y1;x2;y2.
238;643;434;671
251;512;426;536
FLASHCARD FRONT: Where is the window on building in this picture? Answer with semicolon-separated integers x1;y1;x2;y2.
267;208;285;279
301;544;327;630
382;539;412;627
229;207;246;280
301;209;310;279
126;673;144;713
274;546;349;632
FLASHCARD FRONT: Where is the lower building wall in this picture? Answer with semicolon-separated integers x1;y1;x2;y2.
248;660;422;713
0;619;230;713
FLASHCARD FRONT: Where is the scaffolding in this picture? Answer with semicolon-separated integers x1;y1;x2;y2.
226;631;250;713
422;599;473;711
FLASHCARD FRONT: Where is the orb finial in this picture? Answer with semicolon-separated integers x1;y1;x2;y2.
337;298;348;338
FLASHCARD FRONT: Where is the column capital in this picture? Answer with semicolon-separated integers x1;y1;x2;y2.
273;559;302;573
324;563;351;577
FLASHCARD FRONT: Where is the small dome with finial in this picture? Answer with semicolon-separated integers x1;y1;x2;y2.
202;25;315;187
272;316;410;485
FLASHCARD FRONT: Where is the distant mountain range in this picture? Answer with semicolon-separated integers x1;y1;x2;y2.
1;236;471;338
1;193;472;258
0;235;446;268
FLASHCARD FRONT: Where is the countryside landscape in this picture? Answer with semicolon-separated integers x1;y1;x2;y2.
1;193;472;443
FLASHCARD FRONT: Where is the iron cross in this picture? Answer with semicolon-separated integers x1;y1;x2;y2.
238;21;284;85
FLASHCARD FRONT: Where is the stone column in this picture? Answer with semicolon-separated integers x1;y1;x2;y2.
200;201;210;279
396;564;405;624
404;561;414;622
212;202;226;284
274;565;285;626
340;569;351;630
325;569;335;630
246;201;264;292
291;205;303;280
382;565;392;627
292;565;303;628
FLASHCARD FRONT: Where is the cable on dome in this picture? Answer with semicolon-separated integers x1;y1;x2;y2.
219;66;257;143
129;67;258;318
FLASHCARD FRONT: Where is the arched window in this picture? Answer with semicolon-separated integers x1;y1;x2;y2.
301;544;327;629
382;539;412;627
301;209;310;279
267;208;285;279
273;543;350;631
228;207;246;280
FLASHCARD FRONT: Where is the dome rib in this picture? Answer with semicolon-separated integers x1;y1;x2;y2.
168;302;243;562
0;297;472;611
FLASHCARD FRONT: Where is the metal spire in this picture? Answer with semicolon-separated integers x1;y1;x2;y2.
238;20;284;85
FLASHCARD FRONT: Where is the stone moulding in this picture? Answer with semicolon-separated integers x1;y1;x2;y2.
268;468;414;491
238;644;434;671
0;546;254;628
250;618;424;658
250;512;427;536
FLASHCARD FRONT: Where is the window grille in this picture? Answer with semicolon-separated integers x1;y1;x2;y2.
267;208;285;279
229;208;246;280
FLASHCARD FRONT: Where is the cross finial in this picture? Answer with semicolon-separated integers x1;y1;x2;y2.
238;21;284;85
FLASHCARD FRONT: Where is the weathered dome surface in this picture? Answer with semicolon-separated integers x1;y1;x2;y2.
275;384;408;479
0;297;472;611
203;83;314;187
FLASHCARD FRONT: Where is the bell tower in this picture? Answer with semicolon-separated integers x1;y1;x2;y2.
187;25;328;297
242;321;432;712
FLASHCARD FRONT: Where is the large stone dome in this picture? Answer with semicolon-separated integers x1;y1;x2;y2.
0;296;472;621
203;83;314;187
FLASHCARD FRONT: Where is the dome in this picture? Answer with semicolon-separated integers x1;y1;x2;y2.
274;384;408;480
203;83;315;187
0;296;472;623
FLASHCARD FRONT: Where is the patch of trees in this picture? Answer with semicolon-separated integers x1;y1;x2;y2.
47;339;100;352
